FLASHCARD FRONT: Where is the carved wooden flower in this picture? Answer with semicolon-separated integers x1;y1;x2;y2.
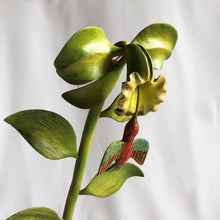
101;72;167;122
119;73;167;115
101;23;177;122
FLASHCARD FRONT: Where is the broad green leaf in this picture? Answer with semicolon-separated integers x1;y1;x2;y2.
62;57;126;109
80;163;144;197
101;75;167;122
54;26;123;85
132;23;178;69
6;207;61;220
5;110;78;159
124;44;153;82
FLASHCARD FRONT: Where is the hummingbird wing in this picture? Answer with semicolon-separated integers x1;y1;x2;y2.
98;140;123;175
131;139;149;165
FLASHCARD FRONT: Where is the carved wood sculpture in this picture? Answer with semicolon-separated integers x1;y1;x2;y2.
98;115;149;174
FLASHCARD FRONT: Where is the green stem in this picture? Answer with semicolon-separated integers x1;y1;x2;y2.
62;103;104;220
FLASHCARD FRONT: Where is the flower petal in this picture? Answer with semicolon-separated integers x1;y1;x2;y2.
62;58;126;109
54;26;123;85
101;75;167;122
119;72;145;112
132;23;178;69
100;93;132;122
138;75;167;114
124;44;153;82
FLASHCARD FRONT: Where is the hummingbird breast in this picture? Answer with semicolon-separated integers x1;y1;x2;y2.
116;141;133;167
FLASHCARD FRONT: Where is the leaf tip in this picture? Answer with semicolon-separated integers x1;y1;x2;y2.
79;189;87;195
4;115;12;124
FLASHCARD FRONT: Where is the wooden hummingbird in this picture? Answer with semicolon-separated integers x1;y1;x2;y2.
98;86;149;175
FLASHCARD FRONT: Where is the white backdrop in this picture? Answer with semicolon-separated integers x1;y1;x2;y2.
1;0;220;220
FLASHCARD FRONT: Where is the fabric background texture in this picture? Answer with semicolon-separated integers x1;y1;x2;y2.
1;0;220;219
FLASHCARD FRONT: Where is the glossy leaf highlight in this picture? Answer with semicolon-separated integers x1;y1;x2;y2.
80;163;144;197
5;110;78;159
132;23;178;69
54;26;123;84
6;207;61;220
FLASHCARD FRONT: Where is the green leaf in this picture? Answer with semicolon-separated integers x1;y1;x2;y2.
5;110;78;159
132;23;178;69
54;26;123;85
80;163;144;197
6;207;61;220
62;57;126;109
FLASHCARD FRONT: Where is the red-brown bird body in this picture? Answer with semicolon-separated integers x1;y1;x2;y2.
98;116;149;175
116;116;139;167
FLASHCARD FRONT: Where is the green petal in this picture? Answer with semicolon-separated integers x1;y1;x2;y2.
80;163;144;197
54;26;123;85
100;93;132;122
62;57;126;109
132;23;178;69
120;45;154;114
6;207;61;220
5;110;78;159
124;44;153;82
100;71;144;122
